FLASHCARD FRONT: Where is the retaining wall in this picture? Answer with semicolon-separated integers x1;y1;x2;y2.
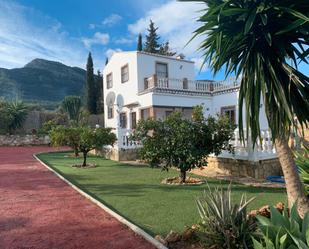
0;135;50;146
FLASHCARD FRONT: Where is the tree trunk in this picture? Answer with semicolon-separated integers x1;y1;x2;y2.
180;170;186;183
74;148;79;157
82;151;87;167
275;138;309;217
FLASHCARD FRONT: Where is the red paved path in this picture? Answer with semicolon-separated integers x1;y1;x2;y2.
0;146;154;249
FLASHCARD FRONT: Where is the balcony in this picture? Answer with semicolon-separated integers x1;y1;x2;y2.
139;75;240;96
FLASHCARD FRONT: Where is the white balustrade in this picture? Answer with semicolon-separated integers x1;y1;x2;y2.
117;127;277;161
117;129;142;149
221;128;277;161
142;75;240;94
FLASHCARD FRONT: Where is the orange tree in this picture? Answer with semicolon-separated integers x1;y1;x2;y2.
50;126;116;166
132;108;234;183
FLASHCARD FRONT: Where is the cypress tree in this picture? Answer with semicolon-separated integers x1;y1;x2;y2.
95;70;104;114
86;52;97;114
137;33;143;51
143;20;160;53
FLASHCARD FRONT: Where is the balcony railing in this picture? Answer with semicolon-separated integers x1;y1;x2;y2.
116;128;277;161
141;75;240;95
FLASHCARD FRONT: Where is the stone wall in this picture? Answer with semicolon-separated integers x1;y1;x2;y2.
206;156;282;179
0;135;50;146
92;147;281;179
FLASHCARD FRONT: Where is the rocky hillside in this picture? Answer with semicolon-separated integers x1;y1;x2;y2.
0;59;88;103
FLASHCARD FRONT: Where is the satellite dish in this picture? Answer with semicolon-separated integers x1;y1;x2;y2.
105;92;115;107
116;94;124;110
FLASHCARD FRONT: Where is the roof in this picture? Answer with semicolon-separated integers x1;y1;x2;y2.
108;50;194;64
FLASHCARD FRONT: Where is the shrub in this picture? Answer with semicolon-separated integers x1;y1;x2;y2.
196;184;255;249
0;100;28;134
132;106;235;183
295;145;309;193
252;204;309;248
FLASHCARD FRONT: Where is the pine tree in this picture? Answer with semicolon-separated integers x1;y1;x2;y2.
137;33;143;51
143;20;160;53
86;52;97;114
159;41;176;56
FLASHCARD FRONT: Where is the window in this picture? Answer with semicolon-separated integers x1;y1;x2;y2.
221;106;236;124
106;73;113;89
107;106;114;119
144;78;149;90
119;113;127;128
131;112;137;129
121;64;129;83
156;62;168;78
183;78;188;89
140;108;149;120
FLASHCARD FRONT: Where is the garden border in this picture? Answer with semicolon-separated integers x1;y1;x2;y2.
33;152;168;249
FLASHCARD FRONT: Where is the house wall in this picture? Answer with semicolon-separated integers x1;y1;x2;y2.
212;91;269;129
103;52;139;129
103;51;270;131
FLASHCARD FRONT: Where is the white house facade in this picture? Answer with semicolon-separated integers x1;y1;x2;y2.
103;51;277;164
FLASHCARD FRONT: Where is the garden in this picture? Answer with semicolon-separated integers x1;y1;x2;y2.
37;152;286;241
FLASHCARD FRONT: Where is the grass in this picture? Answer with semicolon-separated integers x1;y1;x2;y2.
38;152;287;237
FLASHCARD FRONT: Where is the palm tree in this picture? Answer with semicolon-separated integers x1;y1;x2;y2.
7;101;28;133
180;0;309;215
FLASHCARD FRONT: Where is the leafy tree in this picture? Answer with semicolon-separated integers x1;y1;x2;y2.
50;126;117;166
144;20;160;53
181;0;309;214
137;33;143;51
86;52;97;114
62;96;82;122
132;108;234;183
159;41;176;56
50;126;81;157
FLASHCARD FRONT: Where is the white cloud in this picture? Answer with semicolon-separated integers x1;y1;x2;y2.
102;14;122;27
0;0;88;69
82;32;110;49
89;23;96;29
128;0;207;72
105;48;122;59
114;37;134;45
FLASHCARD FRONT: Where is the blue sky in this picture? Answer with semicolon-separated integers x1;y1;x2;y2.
0;0;307;80
0;0;222;79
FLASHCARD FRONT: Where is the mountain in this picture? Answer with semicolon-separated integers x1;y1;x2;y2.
0;59;89;104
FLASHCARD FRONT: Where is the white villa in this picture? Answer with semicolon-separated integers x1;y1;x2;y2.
102;51;280;179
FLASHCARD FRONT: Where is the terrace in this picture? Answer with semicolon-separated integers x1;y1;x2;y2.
139;75;240;96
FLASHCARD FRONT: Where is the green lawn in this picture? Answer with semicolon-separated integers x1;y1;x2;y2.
38;152;286;236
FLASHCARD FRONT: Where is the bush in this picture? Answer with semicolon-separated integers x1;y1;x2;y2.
196;184;255;249
295;145;309;193
253;203;309;248
0;99;28;134
132;106;235;182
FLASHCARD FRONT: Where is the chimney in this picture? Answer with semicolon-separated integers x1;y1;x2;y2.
176;53;185;60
